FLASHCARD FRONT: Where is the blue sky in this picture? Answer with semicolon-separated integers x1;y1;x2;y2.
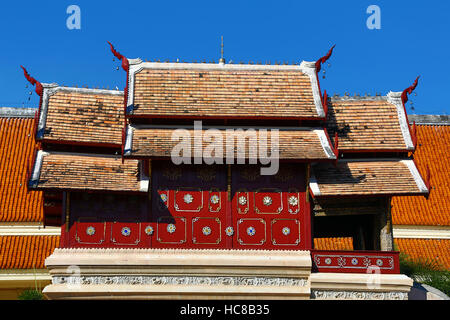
1;0;449;114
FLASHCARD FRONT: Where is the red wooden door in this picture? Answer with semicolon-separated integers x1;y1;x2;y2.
151;162;228;249
231;164;311;250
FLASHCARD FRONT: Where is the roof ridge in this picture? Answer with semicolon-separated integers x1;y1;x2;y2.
0;107;37;118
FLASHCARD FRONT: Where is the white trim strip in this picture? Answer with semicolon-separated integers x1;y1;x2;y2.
30;150;48;183
126;60;325;118
309;170;321;196
124;125;134;156
314;129;336;159
401;160;429;193
139;161;149;192
0;223;61;236
387;91;415;150
300;61;325;118
393;225;450;239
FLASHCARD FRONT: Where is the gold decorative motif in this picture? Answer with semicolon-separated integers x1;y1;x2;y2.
196;166;216;182
162;166;182;180
274;166;295;182
241;166;260;181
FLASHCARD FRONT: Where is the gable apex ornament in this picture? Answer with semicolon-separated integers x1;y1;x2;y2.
20;66;43;97
401;76;420;105
315;44;335;73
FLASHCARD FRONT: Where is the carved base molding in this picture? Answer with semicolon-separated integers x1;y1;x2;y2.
311;290;408;300
309;272;413;300
43;248;312;300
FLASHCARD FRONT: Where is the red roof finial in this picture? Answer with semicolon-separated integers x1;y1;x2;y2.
20;66;43;96
107;41;129;72
333;132;339;158
315;44;335;73
401;76;420;105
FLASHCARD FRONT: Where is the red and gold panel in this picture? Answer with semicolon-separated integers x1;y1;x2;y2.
192;217;221;245
236;218;266;246
208;190;222;213
286;191;301;215
235;191;250;215
271;219;301;246
156;189;170;212
174;189;204;213
110;222;141;246
73;220;106;246
311;250;400;274
156;216;187;245
253;189;283;214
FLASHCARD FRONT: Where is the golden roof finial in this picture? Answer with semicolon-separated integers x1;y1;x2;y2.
219;36;225;64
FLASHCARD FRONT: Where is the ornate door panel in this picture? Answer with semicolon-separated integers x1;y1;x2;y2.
151;162;227;249
231;164;310;250
67;192;151;248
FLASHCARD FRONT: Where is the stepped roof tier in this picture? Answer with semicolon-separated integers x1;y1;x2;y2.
35;85;124;146
125;61;327;120
124;125;337;160
326;94;416;152
29;151;148;192
310;159;430;197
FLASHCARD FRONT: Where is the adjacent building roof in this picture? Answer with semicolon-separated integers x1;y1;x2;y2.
126;61;326;119
0;235;59;269
310;159;429;197
326;94;415;152
36;85;124;146
392;124;450;226
29;151;148;192
314;237;354;251
125;125;337;160
0;117;43;222
395;238;450;270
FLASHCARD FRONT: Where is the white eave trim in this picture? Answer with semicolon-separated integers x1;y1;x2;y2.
126;59;325;118
124;125;134;156
37;84;124;139
314;129;336;159
30;150;48;185
387;91;415;150
139;161;149;192
309;170;321;196
401;159;429;193
393;225;450;239
0;223;61;236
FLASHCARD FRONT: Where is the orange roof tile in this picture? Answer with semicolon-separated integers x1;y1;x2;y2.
311;159;428;196
31;152;147;192
0;117;43;222
392;125;450;226
394;238;450;270
40;88;124;146
0;236;59;269
129;64;324;119
127;126;335;160
327;96;412;152
314;237;354;251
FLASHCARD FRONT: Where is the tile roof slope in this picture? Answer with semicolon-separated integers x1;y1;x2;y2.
0;236;59;269
311;160;428;196
0;117;43;222
326;97;411;151
130;64;323;119
314;237;354;251
126;127;335;160
392;125;450;226
32;152;146;192
40;88;124;145
395;238;450;270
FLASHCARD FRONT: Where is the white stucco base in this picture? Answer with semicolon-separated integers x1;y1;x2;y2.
309;272;413;300
43;248;312;300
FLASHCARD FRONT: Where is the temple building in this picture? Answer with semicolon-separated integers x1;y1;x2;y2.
0;44;447;300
